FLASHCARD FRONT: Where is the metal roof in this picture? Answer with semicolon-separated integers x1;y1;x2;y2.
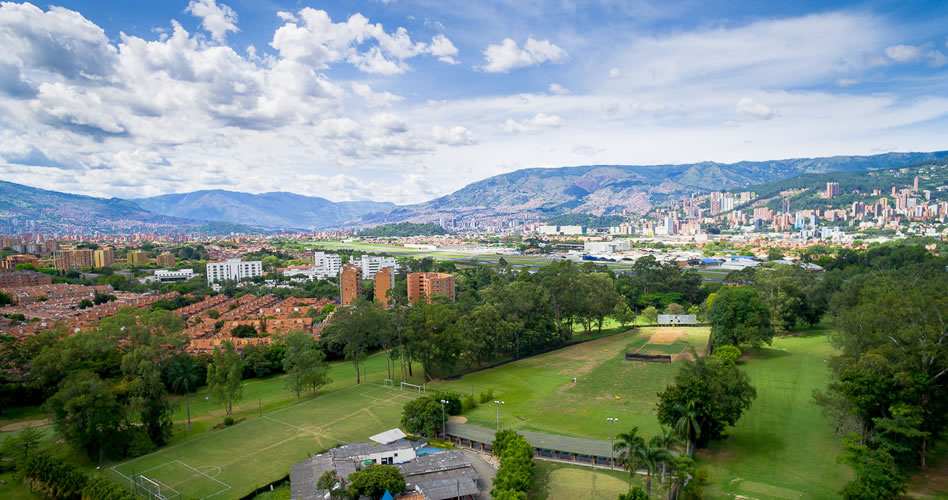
370;428;407;445
415;477;479;500
444;422;613;458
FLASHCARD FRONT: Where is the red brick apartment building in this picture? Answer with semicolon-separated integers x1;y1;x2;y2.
407;272;455;306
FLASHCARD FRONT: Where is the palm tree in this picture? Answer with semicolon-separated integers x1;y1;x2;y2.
613;427;646;488
674;403;701;457
168;355;203;432
651;427;681;484
638;440;673;498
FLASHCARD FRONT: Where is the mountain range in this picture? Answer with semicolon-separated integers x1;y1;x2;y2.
134;191;395;230
357;151;948;225
1;150;946;233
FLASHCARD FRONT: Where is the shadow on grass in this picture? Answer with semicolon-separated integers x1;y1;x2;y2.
740;347;793;362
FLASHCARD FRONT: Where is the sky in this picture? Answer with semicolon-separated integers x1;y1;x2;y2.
0;1;946;204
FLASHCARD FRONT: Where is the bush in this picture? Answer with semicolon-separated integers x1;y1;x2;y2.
461;395;477;412
126;428;157;458
428;439;455;449
478;389;495;404
491;430;534;497
224;416;235;426
713;345;742;365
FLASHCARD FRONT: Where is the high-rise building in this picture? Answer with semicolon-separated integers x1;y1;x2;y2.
156;251;175;267
781;199;791;214
359;255;399;280
93;247;114;268
374;267;395;307
825;182;840;198
339;264;361;306
54;247;93;270
913;176;919;192
314;252;342;277
407;272;455;306
0;270;52;288
127;250;150;265
205;259;263;284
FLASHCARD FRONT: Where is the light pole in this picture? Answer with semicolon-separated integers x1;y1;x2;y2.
607;417;618;469
440;399;449;438
494;400;505;431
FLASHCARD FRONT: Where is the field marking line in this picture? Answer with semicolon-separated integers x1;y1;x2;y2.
111;382;366;469
174;459;232;498
138;460;180;475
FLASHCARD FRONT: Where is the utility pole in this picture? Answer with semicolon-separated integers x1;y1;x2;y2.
440;399;449;438
607;417;618;469
494;400;505;431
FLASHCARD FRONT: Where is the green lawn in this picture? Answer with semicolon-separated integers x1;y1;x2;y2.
430;327;710;438
699;328;852;498
109;383;418;499
532;461;669;500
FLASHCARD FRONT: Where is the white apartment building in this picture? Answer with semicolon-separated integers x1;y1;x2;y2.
314;252;342;277
206;259;263;284
154;268;194;283
360;255;399;279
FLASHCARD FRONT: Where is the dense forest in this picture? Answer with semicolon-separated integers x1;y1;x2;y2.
357;222;448;237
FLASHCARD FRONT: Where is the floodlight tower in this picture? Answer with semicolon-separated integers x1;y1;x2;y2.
607;417;618;468
439;399;449;437
494;400;505;431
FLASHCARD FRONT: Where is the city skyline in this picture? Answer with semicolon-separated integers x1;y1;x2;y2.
0;0;946;204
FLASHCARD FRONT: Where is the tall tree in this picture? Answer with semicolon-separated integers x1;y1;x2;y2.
613;427;646;488
167;355;203;432
46;370;124;460
707;285;774;349
283;330;330;402
206;341;243;415
322;300;383;384
122;345;174;446
656;355;756;450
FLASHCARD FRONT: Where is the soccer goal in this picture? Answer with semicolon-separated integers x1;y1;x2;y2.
384;378;395;387
400;382;425;394
135;474;180;500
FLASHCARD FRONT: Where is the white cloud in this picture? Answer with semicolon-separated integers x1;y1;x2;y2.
269;8;459;74
548;83;570;95
736;97;777;120
885;44;923;63
629;101;667;113
371;112;409;134
429;34;459;64
927;50;947;68
601;101;620;116
503;113;564;133
351;83;403;108
431;125;477;146
276;11;297;22
608;68;622;79
186;0;239;44
482;37;567;72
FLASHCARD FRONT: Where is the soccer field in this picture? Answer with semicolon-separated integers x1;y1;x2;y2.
430;327;710;439
109;384;418;499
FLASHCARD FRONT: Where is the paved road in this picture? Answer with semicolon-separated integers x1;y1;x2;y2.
459;448;497;500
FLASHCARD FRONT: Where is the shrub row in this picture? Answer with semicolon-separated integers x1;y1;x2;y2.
18;453;136;500
491;430;534;499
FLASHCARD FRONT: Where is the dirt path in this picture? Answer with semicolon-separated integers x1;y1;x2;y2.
0;418;49;432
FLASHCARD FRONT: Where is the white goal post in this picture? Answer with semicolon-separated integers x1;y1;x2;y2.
400;382;425;394
384;378;395;387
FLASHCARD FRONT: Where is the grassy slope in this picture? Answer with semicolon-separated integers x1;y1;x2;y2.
431;328;709;438
700;327;851;498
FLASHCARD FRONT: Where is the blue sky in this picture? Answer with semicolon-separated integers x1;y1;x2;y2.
0;1;946;204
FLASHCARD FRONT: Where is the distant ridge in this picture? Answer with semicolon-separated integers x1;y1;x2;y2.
134;190;396;230
355;151;948;225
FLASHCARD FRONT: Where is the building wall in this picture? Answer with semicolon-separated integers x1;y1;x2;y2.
339;264;361;306
156;252;175;267
127;250;150;265
54;248;93;270
206;259;263;284
0;271;52;288
374;267;394;307
360;255;399;280
407;272;455;305
0;254;39;270
93;248;114;268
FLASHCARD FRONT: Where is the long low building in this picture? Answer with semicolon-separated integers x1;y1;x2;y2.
442;421;617;468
